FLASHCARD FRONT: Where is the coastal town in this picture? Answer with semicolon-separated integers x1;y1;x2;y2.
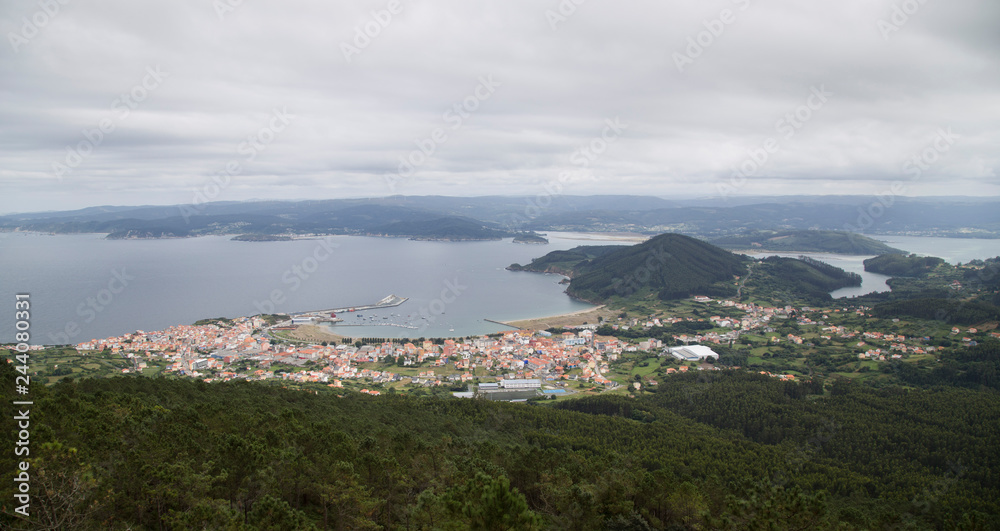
28;293;995;398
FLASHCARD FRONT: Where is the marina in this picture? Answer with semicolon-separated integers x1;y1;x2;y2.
289;294;410;325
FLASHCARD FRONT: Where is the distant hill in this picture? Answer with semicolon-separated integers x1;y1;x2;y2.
4;196;999;238
535;234;749;302
512;232;549;244
711;230;904;255
371;216;511;241
508;245;626;276
864;254;946;277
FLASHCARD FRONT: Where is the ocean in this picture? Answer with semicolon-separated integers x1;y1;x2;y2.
2;232;997;343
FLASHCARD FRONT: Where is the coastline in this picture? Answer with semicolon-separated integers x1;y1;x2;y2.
502;305;610;330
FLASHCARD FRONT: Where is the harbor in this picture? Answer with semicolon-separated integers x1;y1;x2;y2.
289;294;409;325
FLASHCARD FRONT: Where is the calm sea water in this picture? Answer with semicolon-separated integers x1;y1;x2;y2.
2;232;998;344
752;235;1000;299
0;232;601;343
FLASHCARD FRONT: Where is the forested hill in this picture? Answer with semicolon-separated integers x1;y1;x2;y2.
567;233;748;301
370;216;511;240
864;253;947;277
746;256;863;303
507;245;626;275
511;233;865;303
711;230;904;254
1;361;997;530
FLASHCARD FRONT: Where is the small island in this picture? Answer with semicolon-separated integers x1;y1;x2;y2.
512;232;549;244
232;234;294;242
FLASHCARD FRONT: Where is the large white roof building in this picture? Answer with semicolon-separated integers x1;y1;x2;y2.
667;345;720;362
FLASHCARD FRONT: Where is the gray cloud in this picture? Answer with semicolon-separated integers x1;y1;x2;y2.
1;0;998;213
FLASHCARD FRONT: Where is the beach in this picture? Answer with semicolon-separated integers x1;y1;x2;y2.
503;305;613;330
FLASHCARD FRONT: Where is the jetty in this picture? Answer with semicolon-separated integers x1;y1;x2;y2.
290;295;409;324
484;318;522;330
329;294;408;313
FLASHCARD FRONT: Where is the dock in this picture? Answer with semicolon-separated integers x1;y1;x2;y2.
483;318;522;330
289;295;409;324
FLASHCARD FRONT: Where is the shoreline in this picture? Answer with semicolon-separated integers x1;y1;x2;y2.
502;305;609;330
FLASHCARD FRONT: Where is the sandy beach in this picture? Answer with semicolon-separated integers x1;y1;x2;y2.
503;305;613;330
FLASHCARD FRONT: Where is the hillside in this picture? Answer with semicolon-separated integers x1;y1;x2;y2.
566;233;749;301
512;234;865;304
745;256;863;303
2;361;997;530
512;231;549;244
711;230;904;254
371;216;511;241
5;196;1000;239
507;245;626;275
864;253;947;277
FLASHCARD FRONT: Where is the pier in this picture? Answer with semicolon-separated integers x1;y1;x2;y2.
289;294;409;323
483;319;522;330
327;294;408;313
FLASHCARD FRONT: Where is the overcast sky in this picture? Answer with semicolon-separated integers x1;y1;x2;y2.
1;0;998;213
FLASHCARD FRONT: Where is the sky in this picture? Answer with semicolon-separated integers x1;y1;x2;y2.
1;0;998;214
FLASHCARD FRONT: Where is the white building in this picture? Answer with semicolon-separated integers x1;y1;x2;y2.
667;345;720;362
499;378;542;390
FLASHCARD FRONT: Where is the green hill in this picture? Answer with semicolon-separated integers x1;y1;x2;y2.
513;234;865;303
864;253;947;277
711;230;905;255
566;233;749;301
507;245;626;276
372;216;511;240
746;256;863;303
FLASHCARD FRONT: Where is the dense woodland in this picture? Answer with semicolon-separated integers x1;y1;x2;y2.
864;254;947;278
743;256;862;304
710;230;903;255
2;356;998;530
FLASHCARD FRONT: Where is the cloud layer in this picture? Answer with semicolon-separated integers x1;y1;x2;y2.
2;0;998;212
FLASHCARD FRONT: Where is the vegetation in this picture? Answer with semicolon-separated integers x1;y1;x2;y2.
565;234;748;301
511;232;549;244
513;234;863;305
507;245;625;275
232;234;294;241
2;358;998;530
745;256;862;304
864;253;947;277
872;298;1000;325
8;196;1000;239
711;230;904;255
373;216;512;241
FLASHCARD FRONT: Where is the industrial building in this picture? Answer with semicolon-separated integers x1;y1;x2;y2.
666;345;720;362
